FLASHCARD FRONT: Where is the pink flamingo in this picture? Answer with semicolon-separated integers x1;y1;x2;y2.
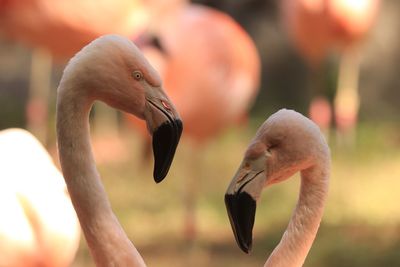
0;0;186;147
0;128;80;267
0;0;153;145
129;3;260;142
0;0;148;59
225;109;330;267
0;0;187;59
56;34;182;266
281;0;380;141
126;3;260;241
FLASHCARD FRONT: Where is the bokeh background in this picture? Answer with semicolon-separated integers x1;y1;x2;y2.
1;0;400;266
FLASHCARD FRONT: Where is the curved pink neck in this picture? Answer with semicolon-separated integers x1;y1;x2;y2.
56;87;146;267
264;165;329;267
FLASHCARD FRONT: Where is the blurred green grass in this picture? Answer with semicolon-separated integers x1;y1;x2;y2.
71;120;400;267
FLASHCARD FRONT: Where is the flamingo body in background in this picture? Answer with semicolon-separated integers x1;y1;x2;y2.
281;0;379;64
0;0;188;60
328;0;380;44
225;109;330;267
128;3;260;143
0;128;80;267
281;0;380;141
0;0;186;147
56;34;182;266
0;0;149;59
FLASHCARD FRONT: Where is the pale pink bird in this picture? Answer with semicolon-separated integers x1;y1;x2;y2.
281;0;380;140
225;109;330;267
56;34;182;266
0;128;80;267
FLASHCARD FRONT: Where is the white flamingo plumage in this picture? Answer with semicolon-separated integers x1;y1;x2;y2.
0;128;80;267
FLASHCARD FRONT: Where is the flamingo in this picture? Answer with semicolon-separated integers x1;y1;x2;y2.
281;0;379;66
126;3;260;240
0;0;149;59
225;109;330;267
0;128;80;267
0;0;188;60
0;0;184;145
55;34;182;266
281;0;380;141
0;0;153;145
129;3;260;142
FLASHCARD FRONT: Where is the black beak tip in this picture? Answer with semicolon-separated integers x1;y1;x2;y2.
152;119;183;183
235;233;251;253
241;243;251;254
153;172;165;184
225;192;256;254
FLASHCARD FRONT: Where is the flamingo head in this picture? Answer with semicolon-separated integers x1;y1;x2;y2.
62;34;183;183
225;109;328;253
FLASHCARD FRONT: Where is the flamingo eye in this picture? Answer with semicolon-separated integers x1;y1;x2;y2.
132;71;143;81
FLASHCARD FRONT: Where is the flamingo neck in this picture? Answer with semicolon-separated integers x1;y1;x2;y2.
264;165;329;267
56;86;146;267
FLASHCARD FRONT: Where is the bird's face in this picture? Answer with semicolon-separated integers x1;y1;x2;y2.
224;140;268;253
125;69;183;183
81;35;183;183
225;109;320;253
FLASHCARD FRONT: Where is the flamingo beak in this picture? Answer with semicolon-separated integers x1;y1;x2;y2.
144;96;183;183
225;159;266;253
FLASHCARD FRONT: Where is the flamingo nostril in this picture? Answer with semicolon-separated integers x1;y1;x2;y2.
161;100;171;111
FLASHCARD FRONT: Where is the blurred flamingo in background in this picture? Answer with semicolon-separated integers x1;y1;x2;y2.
0;0;184;145
281;0;380;142
0;129;80;267
0;0;149;59
0;0;151;144
126;3;260;241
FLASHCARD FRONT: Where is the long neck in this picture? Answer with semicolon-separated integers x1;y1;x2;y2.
56;85;146;267
264;164;329;267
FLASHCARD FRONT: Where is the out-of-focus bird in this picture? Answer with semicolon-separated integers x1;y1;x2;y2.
56;34;182;266
0;0;188;59
126;3;260;241
225;109;330;267
0;0;149;59
281;0;379;64
129;3;260;143
0;0;186;146
0;128;80;267
0;0;166;145
281;0;380;141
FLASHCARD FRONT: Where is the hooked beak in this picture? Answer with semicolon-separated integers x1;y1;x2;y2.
144;96;183;183
225;161;266;253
